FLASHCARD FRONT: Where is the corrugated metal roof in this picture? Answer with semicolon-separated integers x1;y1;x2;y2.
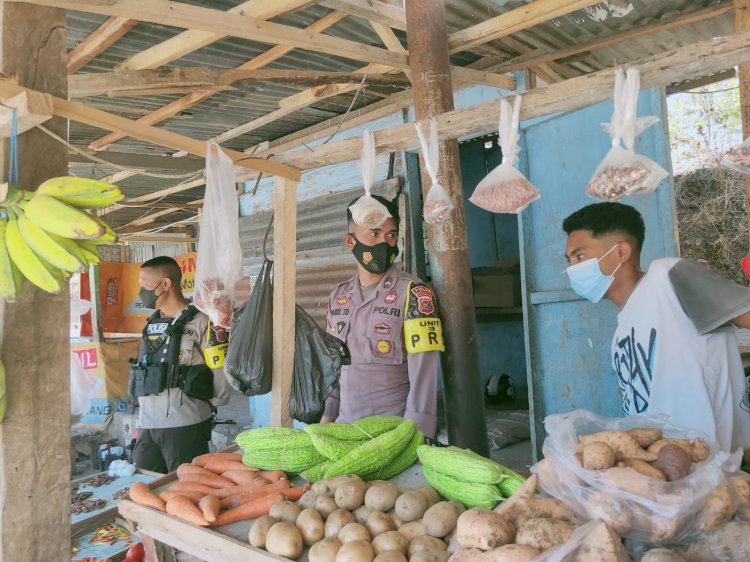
62;0;736;233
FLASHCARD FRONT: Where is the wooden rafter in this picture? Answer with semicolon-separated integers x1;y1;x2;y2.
68;150;204;171
18;0;409;69
490;1;735;75
89;10;347;151
117;0;314;71
447;0;602;54
319;0;405;31
69;67;413;98
67;16;136;74
0;79;302;180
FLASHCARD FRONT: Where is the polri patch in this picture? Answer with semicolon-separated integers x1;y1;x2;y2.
384;290;398;305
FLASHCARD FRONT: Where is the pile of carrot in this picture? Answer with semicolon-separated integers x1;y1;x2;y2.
125;452;309;527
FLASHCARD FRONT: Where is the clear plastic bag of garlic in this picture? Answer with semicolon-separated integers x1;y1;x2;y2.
349;129;392;229
414;117;454;225
469;95;540;214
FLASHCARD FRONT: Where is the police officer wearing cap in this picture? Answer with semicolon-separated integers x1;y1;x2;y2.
321;196;444;440
129;256;231;473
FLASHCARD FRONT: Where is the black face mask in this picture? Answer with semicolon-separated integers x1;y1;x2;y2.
349;235;399;274
139;283;165;309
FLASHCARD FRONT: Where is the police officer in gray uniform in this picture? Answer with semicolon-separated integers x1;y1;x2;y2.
321;196;444;439
130;256;231;473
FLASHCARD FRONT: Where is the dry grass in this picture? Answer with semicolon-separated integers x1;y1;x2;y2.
675;161;749;286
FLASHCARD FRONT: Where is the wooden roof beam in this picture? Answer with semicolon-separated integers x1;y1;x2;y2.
319;0;405;31
18;0;409;69
0;79;302;180
447;0;603;54
67;16;136;74
88;10;347;152
118;0;315;71
68;150;204;171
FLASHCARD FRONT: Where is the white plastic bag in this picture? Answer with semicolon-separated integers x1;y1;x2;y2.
70;351;103;417
532;409;740;545
414;118;454;225
349;130;392;229
193;142;244;329
586;68;667;201
721;137;750;175
470;95;540;213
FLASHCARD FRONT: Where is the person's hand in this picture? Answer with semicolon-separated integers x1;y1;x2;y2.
320;416;335;424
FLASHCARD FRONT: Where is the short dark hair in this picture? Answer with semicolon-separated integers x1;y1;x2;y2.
347;194;400;229
141;256;182;285
563;203;645;251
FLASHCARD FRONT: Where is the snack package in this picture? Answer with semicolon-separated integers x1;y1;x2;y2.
349;129;392;229
586;68;667;201
469;95;540;213
193;142;243;329
414;117;454;225
721;137;750;175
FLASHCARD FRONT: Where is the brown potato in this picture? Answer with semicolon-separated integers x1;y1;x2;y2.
422;501;460;538
336;539;375;562
297;508;325;546
366;511;396;537
248;515;278;549
317;495;340;520
398;520;426;541
371;530;409;555
309;538;342;562
265;522;304;560
365;482;400;512
313;475;363;497
373;552;407;562
339;522;371;544
336;480;368;511
582;441;616;470
269;500;302;524
415;487;441;508
354;505;373;525
409;550;450;562
407;536;447;557
395;491;428;522
325;509;356;539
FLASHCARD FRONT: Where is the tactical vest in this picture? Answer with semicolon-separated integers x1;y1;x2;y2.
128;305;213;401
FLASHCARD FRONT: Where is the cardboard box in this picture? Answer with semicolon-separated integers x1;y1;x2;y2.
472;266;522;308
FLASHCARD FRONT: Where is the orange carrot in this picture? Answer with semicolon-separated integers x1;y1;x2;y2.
257;470;287;483
282;487;308;502
128;482;166;512
221;470;262;486
198;494;221;523
212;479;291;500
192;452;243;467
179;472;235;489
159;491;205;504
203;460;258;475
170;481;218;496
166;495;209;526
212;492;285;526
225;480;295;508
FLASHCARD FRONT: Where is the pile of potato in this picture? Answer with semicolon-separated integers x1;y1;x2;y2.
248;474;464;562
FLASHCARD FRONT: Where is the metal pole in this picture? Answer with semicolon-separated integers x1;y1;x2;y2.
405;0;489;456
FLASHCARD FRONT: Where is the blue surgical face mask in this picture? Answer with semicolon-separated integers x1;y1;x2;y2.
566;244;622;303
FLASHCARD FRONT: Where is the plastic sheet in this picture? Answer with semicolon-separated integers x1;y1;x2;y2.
532;409;740;545
224;260;273;396
350;130;392;229
470;95;540;213
193;142;244;329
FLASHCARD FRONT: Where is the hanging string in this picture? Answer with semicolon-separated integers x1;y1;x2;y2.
8;108;18;187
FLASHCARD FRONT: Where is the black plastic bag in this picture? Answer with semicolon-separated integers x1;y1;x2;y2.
290;305;350;424
224;260;273;395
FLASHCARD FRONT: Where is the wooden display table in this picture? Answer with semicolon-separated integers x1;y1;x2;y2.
118;465;428;562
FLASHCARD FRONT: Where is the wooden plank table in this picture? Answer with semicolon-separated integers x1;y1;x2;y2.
118;465;428;562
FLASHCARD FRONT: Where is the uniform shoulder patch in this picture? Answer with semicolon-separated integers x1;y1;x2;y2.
203;321;228;369
404;282;444;354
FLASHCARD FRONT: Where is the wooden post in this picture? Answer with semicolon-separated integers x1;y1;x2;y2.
404;0;489;455
737;0;750;248
271;177;297;427
0;3;69;560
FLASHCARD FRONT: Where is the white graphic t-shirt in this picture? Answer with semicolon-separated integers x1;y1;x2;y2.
612;258;750;452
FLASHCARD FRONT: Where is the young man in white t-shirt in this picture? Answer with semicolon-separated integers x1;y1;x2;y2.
562;202;750;455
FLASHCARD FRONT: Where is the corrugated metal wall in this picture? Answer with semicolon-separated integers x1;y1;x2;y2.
239;189;359;328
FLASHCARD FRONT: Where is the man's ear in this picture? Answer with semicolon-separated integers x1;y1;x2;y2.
617;241;633;263
162;277;173;291
343;233;355;251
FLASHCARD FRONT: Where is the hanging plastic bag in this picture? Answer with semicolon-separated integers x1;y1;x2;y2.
224;260;273;396
470;95;540;213
532;409;741;545
586;68;667;201
290;305;350;424
414;118;454;224
349;130;392;229
70;352;104;417
193;142;244;329
721;137;750;175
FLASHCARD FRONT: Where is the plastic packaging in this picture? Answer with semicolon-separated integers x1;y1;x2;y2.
534;519;631;562
470;95;540;213
532;409;741;545
586;68;668;201
193;142;244;329
414;118;454;224
224;260;273;396
290;305;350;424
349;130;392;229
721;137;750;175
70;351;104;417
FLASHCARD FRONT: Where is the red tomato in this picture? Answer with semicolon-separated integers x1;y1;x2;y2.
125;543;145;562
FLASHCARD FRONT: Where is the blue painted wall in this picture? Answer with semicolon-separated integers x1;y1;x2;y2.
518;87;677;458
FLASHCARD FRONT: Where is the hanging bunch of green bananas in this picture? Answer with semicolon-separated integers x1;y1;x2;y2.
0;176;123;300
